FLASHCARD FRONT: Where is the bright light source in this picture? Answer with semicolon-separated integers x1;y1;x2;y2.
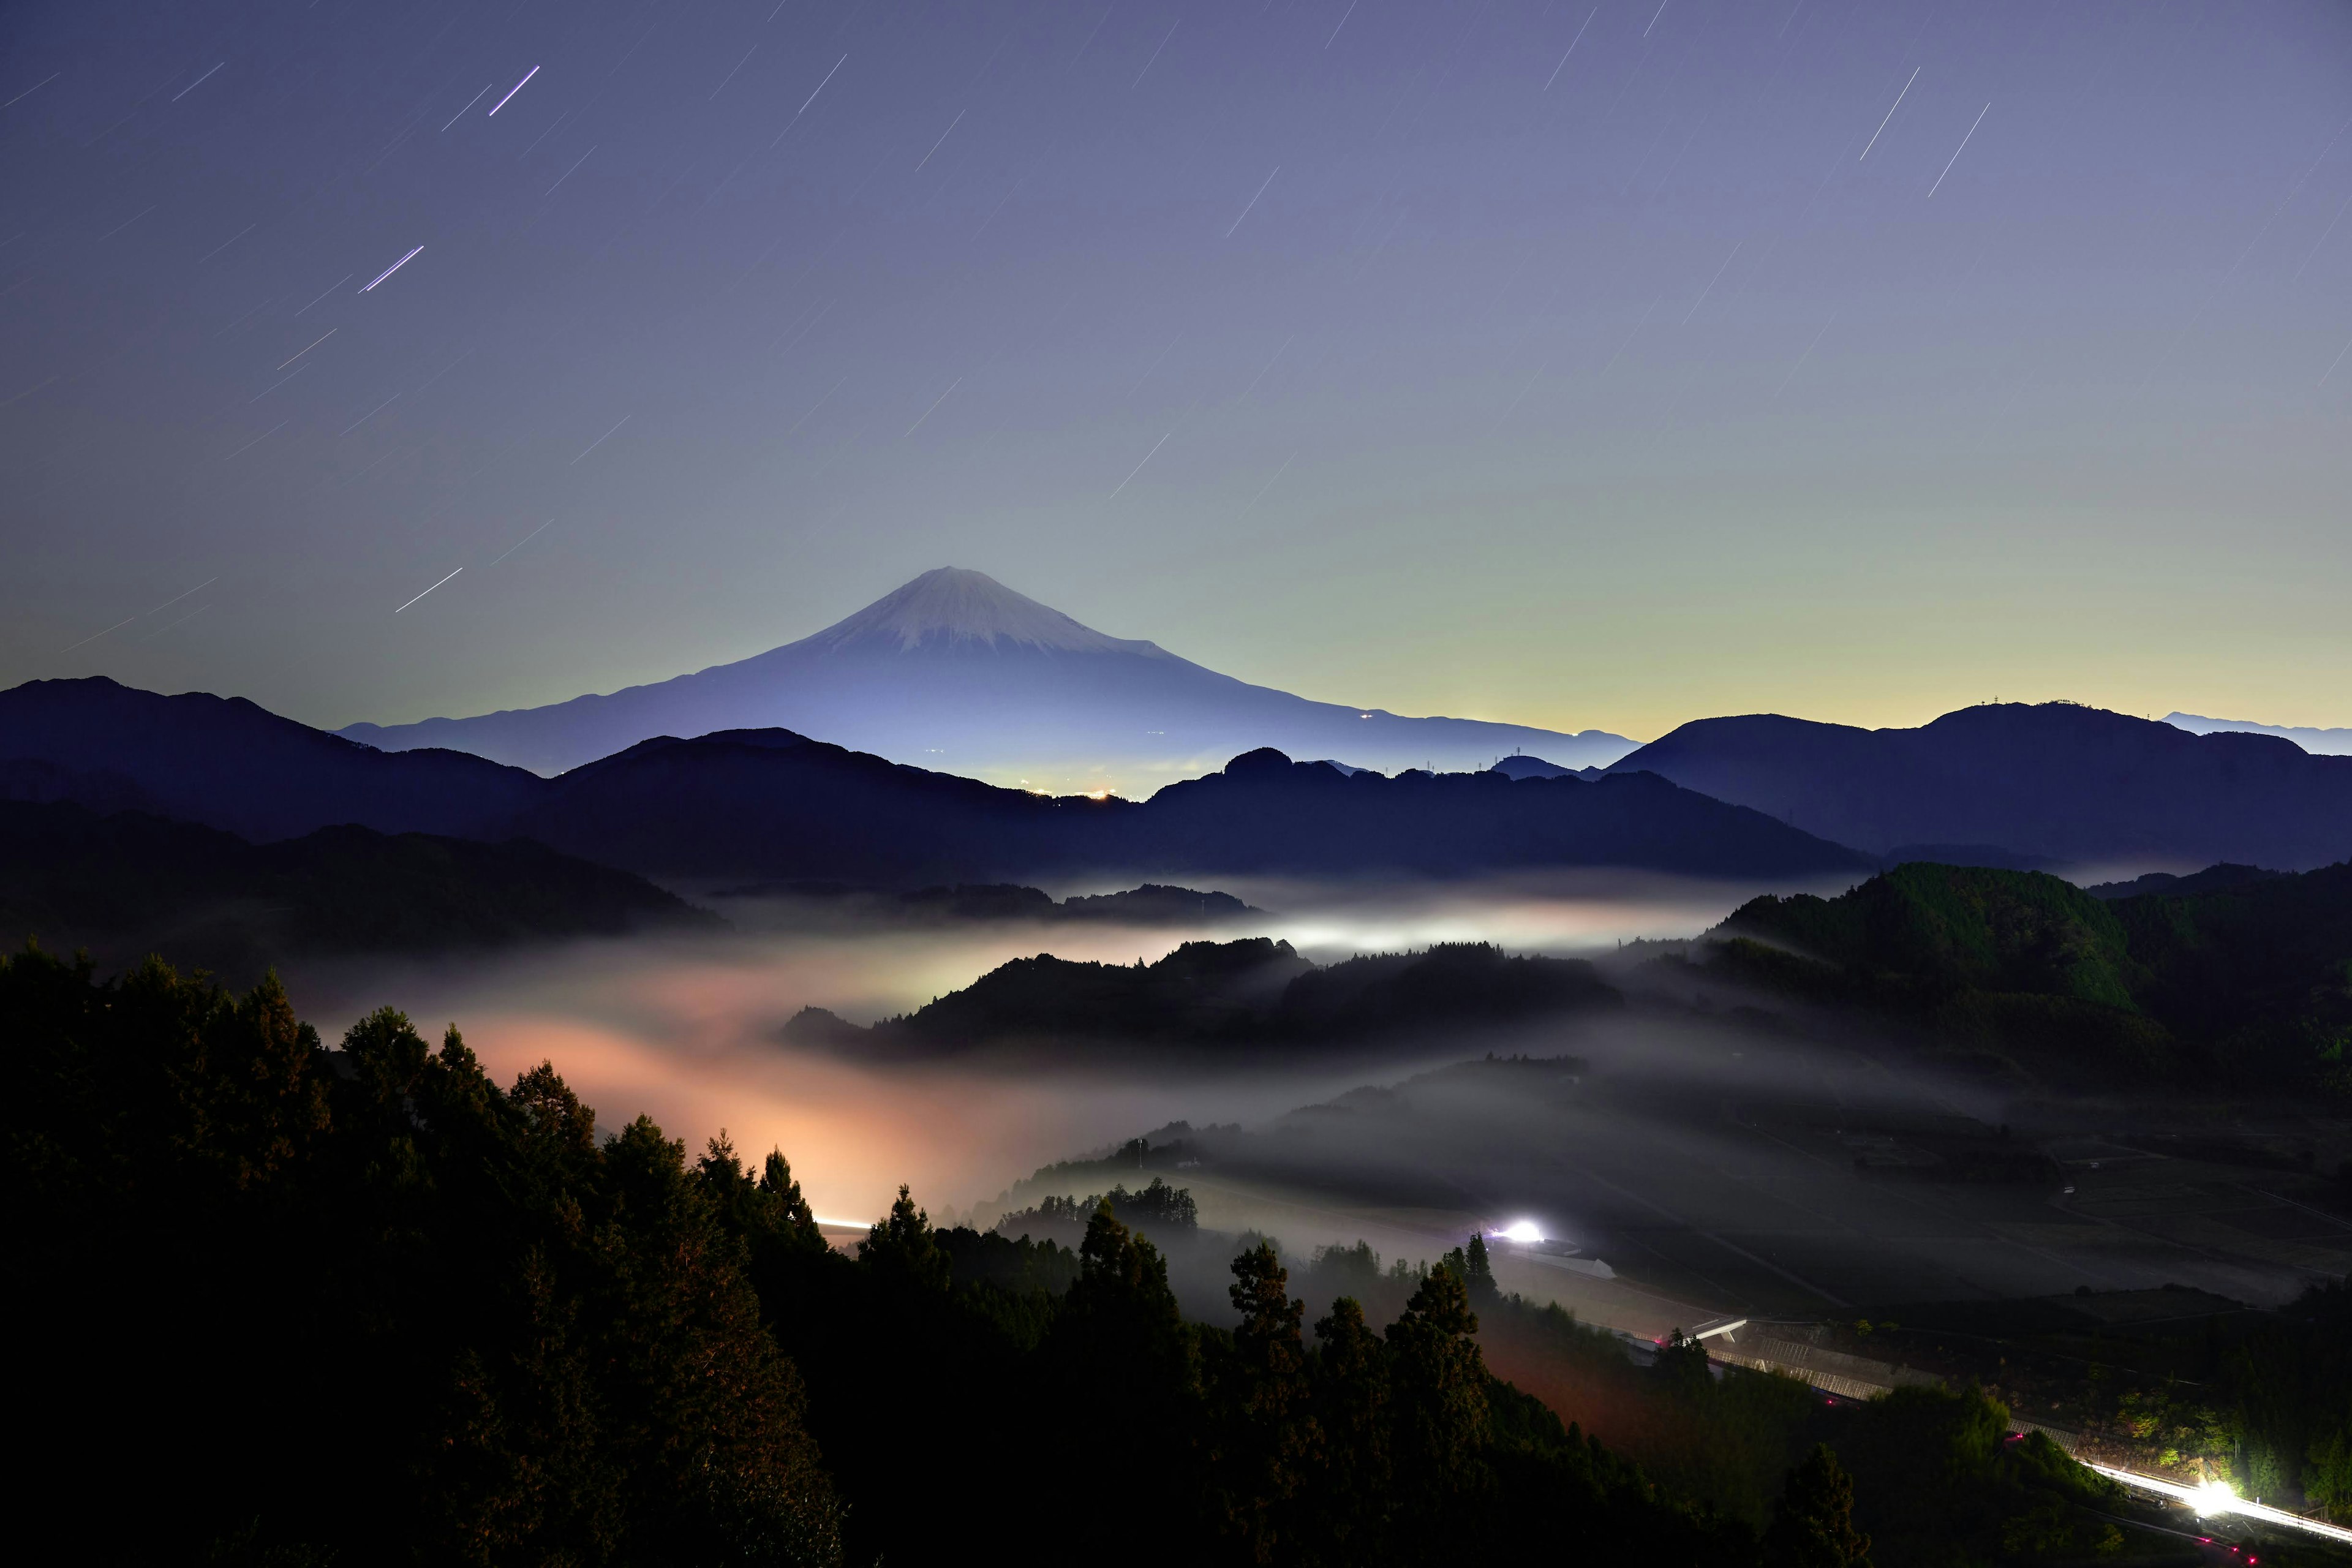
1496;1219;1544;1244
2193;1481;2239;1517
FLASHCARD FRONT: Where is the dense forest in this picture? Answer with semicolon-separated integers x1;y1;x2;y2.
10;941;2340;1564
1697;861;2352;1091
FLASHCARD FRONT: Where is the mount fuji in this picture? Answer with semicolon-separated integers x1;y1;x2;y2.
339;569;1634;790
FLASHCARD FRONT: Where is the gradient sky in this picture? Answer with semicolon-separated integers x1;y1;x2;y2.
4;0;2349;745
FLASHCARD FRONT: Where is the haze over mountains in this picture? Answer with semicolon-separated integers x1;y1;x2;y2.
2166;710;2352;756
337;568;1637;790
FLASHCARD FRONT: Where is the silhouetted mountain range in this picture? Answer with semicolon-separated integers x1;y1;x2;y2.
336;568;1636;789
1;679;1866;885
1605;701;2352;870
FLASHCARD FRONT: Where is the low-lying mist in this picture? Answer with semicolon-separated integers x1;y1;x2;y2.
285;872;1775;1227
284;862;2348;1332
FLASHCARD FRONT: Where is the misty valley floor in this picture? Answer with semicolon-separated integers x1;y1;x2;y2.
1072;1032;2352;1333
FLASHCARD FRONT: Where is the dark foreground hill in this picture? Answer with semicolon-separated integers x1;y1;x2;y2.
1694;859;2352;1091
0;800;710;977
2;680;1869;884
12;943;2233;1566
784;938;1622;1054
0;947;1728;1566
1607;701;2352;870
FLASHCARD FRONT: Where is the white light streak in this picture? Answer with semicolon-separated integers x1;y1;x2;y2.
1226;166;1280;238
172;62;224;103
1773;312;1836;398
1927;103;1989;198
1234;450;1295;521
568;414;632;465
712;43;759;100
903;377;961;437
440;83;492;131
4;72;61;110
1108;430;1170;500
394;568;462;614
221;420;287;461
913;109;965;173
1133;20;1178;89
771;55;846;146
339;391;400;436
486;66;539;117
1544;9;1598;92
1859;66;1917;160
545;145;597;197
360;246;423;292
277;329;334;370
1681;239;1741;324
1325;0;1359;50
487;519;553;567
293;274;351;315
2320;333;2352;388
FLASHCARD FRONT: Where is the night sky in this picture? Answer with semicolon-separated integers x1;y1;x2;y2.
5;0;2349;742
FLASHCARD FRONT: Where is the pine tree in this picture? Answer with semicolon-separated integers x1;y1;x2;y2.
859;1183;949;1292
1213;1243;1321;1562
1384;1263;1493;1542
1310;1297;1392;1562
1464;1232;1498;1306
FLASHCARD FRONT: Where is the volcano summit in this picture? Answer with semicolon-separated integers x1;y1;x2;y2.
339;569;1632;790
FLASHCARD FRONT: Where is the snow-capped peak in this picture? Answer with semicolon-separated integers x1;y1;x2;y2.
800;568;1169;657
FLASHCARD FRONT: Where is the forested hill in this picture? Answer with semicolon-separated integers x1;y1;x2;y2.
1702;861;2352;1090
785;938;1623;1053
0;943;1736;1566
0;800;712;978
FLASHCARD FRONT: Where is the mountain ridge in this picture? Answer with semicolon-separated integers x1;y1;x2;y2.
4;677;1864;886
1604;701;2352;870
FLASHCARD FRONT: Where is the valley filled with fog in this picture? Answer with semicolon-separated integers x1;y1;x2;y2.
287;867;2352;1344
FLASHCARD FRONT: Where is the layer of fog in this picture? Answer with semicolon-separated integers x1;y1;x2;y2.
287;872;1784;1228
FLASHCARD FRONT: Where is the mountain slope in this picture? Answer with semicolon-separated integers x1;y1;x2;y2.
1;676;546;842
337;568;1635;788
1605;701;2352;870
1109;748;1873;880
1700;859;2352;1090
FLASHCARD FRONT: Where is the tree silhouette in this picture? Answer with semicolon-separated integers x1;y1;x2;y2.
1765;1444;1874;1568
1212;1243;1321;1561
